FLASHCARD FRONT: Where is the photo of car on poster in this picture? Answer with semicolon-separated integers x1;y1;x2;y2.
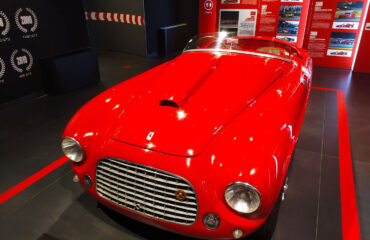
276;35;297;43
220;11;239;28
279;5;302;20
219;9;257;36
277;20;299;36
334;1;364;22
328;32;356;50
221;0;240;4
327;49;352;57
333;21;359;29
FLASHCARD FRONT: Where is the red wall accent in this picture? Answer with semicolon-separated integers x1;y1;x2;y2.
199;0;218;34
353;3;370;73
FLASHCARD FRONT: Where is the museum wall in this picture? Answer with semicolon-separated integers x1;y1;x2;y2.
83;0;147;56
0;0;91;103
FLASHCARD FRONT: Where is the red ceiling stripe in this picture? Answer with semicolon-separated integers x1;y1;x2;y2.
103;12;108;21
85;12;144;27
86;12;92;20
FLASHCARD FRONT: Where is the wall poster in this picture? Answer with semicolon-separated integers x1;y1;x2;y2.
332;1;364;30
217;0;309;46
303;0;367;69
275;5;302;42
219;9;257;36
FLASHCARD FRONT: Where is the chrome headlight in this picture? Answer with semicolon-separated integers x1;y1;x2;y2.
61;137;84;163
224;182;261;214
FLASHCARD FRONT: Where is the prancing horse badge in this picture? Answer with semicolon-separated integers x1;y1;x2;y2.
146;131;154;141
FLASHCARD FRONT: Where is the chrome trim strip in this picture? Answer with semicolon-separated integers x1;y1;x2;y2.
301;66;311;78
300;76;308;88
183;48;291;62
300;66;310;88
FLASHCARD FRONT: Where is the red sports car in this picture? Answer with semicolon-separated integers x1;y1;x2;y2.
339;12;356;19
336;23;354;28
61;33;312;239
330;51;348;56
340;39;354;45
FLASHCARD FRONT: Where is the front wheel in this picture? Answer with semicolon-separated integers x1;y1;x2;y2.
247;176;288;240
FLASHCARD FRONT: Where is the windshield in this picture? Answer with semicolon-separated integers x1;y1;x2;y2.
183;33;299;61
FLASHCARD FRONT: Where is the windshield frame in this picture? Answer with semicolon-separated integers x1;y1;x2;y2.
182;33;299;62
183;48;291;63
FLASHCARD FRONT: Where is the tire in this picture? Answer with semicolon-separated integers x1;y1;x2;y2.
249;188;283;240
248;167;291;240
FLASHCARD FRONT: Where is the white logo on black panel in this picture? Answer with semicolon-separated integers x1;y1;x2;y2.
10;49;33;73
0;57;5;81
0;11;10;36
15;8;38;33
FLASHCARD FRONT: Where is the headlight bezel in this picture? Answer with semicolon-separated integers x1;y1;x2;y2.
224;181;262;214
61;136;85;163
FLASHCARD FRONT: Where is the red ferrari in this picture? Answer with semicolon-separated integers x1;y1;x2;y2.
61;33;312;239
339;12;356;19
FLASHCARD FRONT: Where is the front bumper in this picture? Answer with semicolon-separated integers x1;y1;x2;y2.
71;139;266;239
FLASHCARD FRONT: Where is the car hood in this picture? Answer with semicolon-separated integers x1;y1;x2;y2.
111;52;290;156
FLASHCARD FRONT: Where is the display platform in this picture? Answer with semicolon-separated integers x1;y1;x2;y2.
0;88;343;240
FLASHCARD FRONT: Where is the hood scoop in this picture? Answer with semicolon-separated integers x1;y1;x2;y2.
159;99;179;108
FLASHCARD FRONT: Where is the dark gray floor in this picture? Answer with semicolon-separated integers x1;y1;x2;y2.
0;52;368;240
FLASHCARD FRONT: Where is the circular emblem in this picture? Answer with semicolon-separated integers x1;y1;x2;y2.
204;0;214;11
10;48;33;73
0;11;10;36
175;190;187;201
0;57;5;79
134;203;142;210
15;8;38;33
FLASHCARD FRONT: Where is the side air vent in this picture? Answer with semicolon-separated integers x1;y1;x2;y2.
159;100;179;108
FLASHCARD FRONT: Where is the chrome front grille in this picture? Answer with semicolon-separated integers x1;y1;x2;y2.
95;158;198;225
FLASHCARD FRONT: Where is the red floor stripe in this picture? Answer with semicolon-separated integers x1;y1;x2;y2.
312;86;361;240
311;86;340;92
336;90;361;240
0;156;69;205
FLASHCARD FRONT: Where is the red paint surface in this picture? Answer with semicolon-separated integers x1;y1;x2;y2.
64;37;312;239
312;86;361;240
0;156;69;205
